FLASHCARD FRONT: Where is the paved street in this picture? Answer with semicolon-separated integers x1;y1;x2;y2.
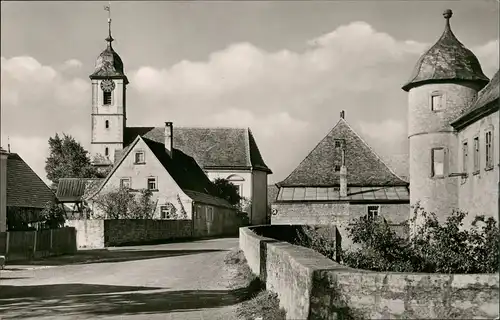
0;238;246;320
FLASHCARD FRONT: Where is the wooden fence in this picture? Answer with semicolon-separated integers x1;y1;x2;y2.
0;227;77;261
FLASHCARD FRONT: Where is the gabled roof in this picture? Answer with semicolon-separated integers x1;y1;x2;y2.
96;136;234;209
123;126;272;173
6;153;56;208
56;178;103;203
278;118;408;187
451;69;500;130
402;9;489;92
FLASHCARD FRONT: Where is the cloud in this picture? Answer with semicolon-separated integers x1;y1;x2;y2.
1;56;90;183
1;21;496;184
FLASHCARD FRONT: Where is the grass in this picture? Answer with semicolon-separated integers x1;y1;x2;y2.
224;249;286;320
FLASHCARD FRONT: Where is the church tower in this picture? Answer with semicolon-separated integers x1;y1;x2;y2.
402;9;489;223
89;5;128;168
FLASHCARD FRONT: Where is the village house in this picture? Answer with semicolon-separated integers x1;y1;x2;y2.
0;148;57;231
402;9;499;226
271;112;410;247
87;16;272;225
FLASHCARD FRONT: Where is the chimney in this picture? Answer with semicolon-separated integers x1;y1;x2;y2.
340;145;347;197
340;110;345;119
165;122;173;155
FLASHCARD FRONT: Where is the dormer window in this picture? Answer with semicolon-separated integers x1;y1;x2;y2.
431;92;445;111
103;91;112;105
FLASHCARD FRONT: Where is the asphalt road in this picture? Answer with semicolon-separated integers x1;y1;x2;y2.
0;238;243;320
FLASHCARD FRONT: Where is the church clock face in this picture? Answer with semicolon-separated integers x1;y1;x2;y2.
100;79;116;92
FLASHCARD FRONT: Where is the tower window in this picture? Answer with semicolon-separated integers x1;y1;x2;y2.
431;148;444;177
473;136;480;173
462;141;468;173
103;91;112;105
105;120;109;129
105;147;109;157
485;130;493;169
431;93;444;111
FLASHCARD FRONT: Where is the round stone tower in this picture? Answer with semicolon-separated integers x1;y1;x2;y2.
402;9;489;221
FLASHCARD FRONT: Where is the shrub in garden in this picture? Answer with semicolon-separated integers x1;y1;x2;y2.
298;204;499;274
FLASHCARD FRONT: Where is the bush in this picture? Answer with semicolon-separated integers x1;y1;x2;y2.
298;204;499;274
342;204;500;273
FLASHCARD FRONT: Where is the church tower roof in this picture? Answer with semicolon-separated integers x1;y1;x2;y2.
90;5;128;84
402;9;489;92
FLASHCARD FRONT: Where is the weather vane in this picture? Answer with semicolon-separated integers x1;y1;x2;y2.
103;1;114;44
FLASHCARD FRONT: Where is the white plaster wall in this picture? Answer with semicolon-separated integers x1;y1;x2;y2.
0;152;7;232
457;110;499;225
96;138;193;219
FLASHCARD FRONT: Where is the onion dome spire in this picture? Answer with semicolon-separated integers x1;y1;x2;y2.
402;9;489;92
89;2;128;84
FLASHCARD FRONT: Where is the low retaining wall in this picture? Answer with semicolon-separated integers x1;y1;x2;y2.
104;219;192;246
1;227;77;261
240;226;500;320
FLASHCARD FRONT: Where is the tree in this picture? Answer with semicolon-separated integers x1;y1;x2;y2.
40;200;67;229
213;178;242;206
45;133;105;185
92;188;157;219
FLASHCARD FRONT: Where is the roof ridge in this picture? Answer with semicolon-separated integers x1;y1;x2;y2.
278;118;344;186
175;126;247;130
344;120;407;184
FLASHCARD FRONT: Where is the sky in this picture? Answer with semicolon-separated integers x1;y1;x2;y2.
1;1;499;186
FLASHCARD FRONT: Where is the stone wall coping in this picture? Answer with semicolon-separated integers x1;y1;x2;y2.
244;225;500;279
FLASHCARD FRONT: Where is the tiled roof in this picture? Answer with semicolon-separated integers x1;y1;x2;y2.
452;69;499;129
402;10;489;92
268;184;279;204
278;118;408;187
97;136;234;209
276;186;409;202
124;126;272;173
56;178;104;203
6;153;56;208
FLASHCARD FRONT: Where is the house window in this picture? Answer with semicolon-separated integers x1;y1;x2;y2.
160;206;173;219
105;120;109;129
473;137;480;173
105;147;109;157
147;177;157;191
462;141;468;173
103;91;112;105
120;178;131;189
334;165;341;172
431;93;444;111
135;151;145;164
431;148;444;177
367;206;379;220
485;130;493;169
235;184;243;196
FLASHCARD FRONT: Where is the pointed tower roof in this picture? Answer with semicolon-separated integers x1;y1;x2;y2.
277;112;407;187
90;5;128;84
402;9;489;92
